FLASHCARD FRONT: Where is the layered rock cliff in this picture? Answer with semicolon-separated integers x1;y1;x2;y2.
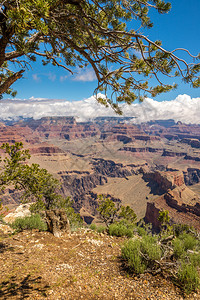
144;170;200;231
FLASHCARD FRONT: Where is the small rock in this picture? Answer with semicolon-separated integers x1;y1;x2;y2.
0;223;14;234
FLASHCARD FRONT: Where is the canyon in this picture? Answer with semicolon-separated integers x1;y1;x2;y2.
0;116;200;230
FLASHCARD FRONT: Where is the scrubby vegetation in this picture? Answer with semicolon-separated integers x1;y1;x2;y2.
121;214;200;295
62;197;83;231
0;143;83;233
97;194;137;228
108;222;134;238
10;214;47;232
94;200;200;295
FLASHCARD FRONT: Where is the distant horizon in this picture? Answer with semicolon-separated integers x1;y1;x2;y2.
1;94;200;125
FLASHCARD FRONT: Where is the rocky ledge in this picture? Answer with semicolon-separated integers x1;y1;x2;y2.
144;170;200;231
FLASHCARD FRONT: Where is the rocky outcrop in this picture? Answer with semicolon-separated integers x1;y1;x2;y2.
61;172;108;199
60;159;137;220
120;146;163;154
184;155;200;162
23;117;100;140
140;122;200;142
162;149;187;157
181;138;200;148
184;168;200;185
29;146;65;155
144;171;200;231
100;124;155;143
92;158;134;178
142;170;185;195
145;202;161;230
100;133;132;144
3;203;32;223
0;124;35;144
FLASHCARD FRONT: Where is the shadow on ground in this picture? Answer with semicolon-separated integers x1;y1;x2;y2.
0;242;15;254
0;275;49;299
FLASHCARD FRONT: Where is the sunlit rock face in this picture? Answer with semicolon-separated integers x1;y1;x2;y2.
3;204;32;224
144;171;200;232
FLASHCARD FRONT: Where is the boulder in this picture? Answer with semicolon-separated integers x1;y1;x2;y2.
3;203;32;224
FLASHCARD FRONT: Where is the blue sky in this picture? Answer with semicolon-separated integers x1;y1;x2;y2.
4;0;200;102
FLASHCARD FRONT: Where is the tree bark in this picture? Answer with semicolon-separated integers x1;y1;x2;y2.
0;70;24;96
45;209;70;237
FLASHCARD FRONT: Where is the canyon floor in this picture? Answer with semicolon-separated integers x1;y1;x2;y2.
1;229;200;300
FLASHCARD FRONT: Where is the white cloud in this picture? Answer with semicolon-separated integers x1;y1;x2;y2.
48;72;56;82
29;96;49;101
72;68;97;82
122;94;200;124
60;75;68;82
0;94;200;124
32;74;41;83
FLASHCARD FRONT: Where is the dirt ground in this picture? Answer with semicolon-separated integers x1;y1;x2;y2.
0;229;200;300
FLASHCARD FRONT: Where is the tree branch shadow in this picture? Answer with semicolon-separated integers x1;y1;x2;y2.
0;275;49;299
0;242;15;254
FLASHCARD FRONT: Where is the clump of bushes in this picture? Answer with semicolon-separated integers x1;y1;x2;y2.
92;198;200;295
95;194;137;237
177;263;199;294
121;234;162;274
108;222;134;238
90;223;97;231
97;195;137;228
96;225;107;233
122;211;200;295
11;214;47;232
89;224;107;233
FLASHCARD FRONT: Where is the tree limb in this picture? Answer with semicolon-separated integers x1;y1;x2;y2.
0;69;24;95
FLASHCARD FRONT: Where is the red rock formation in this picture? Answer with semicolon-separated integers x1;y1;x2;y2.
29;145;65;155
100;124;157;143
0;124;38;145
120;146;163;154
162;149;187;157
144;171;200;231
24;117;100;140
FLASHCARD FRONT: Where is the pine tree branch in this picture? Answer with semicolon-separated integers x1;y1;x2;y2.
0;69;24;95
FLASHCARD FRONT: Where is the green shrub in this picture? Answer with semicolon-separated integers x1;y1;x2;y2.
97;195;137;228
173;224;191;237
179;233;197;251
11;214;47;232
90;223;97;231
177;263;199;294
121;235;161;274
108;223;133;238
122;224;200;295
96;225;107;233
173;232;199;259
122;239;146;274
137;226;147;237
137;221;153;237
189;252;200;267
140;235;161;261
173;238;184;259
